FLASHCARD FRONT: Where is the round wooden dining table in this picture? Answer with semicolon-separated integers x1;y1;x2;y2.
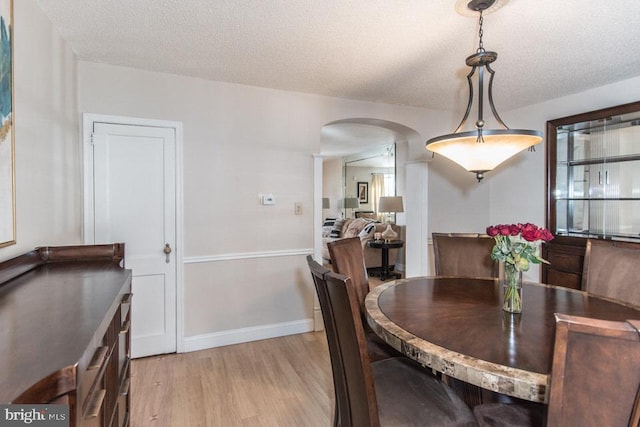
365;277;640;403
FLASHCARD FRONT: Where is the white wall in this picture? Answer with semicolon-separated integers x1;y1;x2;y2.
0;0;80;261
77;61;446;351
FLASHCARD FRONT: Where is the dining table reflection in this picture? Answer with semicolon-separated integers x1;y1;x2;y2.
365;276;640;403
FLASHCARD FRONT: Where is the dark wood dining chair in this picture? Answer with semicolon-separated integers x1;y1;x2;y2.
432;233;498;278
327;238;404;362
582;238;640;308
306;255;477;427
306;256;348;427
474;314;640;426
547;314;640;426
431;233;500;405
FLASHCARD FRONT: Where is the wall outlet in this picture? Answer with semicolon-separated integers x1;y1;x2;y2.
294;202;302;215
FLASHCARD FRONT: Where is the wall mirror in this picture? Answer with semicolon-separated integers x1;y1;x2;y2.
342;144;396;219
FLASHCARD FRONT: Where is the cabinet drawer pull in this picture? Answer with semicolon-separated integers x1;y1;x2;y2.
84;389;106;419
120;377;130;396
121;293;133;305
88;346;109;370
120;320;131;335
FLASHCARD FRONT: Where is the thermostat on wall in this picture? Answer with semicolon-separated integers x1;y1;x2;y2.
262;194;275;205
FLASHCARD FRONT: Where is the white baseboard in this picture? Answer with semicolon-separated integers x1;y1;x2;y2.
182;319;315;353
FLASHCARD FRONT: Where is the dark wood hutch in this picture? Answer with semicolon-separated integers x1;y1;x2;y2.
0;244;132;427
543;101;640;288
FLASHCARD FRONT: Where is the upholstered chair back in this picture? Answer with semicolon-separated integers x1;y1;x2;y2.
327;237;370;315
581;239;640;308
547;314;640;426
432;233;498;278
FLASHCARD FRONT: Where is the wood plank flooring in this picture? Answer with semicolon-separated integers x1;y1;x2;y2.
130;332;334;426
129;268;400;426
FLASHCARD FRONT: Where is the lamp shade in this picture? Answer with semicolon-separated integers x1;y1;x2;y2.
378;196;404;213
322;197;330;209
344;197;360;209
427;129;542;173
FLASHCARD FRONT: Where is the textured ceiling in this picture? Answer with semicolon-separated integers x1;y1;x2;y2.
36;0;640;152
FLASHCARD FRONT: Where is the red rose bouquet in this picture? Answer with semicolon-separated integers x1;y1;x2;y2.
486;223;554;272
486;223;554;312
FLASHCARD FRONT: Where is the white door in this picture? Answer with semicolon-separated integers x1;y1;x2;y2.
85;117;179;358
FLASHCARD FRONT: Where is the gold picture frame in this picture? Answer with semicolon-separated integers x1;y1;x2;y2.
0;0;14;247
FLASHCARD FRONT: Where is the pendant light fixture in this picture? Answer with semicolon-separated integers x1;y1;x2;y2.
426;0;542;182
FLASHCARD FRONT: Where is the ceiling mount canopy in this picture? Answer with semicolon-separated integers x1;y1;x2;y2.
427;0;543;182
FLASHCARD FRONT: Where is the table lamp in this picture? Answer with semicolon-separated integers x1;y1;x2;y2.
344;197;360;218
378;196;404;224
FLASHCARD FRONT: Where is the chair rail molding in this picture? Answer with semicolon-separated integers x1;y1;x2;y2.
183;248;314;264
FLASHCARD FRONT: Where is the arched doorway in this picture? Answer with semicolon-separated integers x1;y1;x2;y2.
314;117;427;273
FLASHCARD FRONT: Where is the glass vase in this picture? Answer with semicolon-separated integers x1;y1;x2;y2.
502;263;523;313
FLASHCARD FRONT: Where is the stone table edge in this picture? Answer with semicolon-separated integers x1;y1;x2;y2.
365;279;549;403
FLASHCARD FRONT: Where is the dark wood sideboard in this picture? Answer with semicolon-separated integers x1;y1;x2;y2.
0;244;132;427
541;236;587;290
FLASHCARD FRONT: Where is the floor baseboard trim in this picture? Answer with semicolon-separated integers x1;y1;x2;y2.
183;319;314;352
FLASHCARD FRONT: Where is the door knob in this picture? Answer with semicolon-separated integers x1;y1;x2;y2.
164;243;172;263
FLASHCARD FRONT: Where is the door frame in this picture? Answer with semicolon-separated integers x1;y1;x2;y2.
82;113;185;353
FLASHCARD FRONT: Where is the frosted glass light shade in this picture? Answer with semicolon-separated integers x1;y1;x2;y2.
426;129;542;173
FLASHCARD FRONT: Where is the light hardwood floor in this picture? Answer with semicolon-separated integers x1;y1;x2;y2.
130;270;400;426
130;332;334;426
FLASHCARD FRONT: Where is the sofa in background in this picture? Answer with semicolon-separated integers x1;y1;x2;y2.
322;218;400;271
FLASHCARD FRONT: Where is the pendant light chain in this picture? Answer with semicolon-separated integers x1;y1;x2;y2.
475;9;486;144
477;10;485;53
